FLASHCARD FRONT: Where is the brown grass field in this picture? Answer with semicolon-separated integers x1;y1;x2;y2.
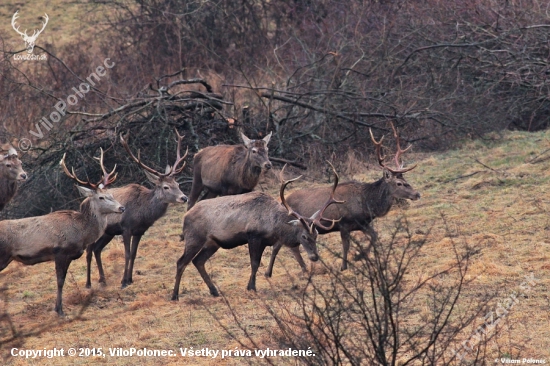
0;130;550;364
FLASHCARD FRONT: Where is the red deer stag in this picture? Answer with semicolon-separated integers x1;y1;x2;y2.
0;145;27;211
187;132;272;209
172;165;342;300
265;123;420;276
86;131;188;289
0;149;124;315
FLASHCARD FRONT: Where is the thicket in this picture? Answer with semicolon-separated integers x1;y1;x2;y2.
2;0;550;216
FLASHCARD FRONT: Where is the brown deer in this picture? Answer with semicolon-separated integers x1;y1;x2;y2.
86;131;188;289
172;165;342;300
0;149;124;315
0;146;28;211
265;123;420;276
187;132;272;209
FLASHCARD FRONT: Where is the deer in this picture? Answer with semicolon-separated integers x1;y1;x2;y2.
85;130;188;289
0;149;124;315
265;123;421;276
0;146;28;211
171;164;343;300
11;11;49;53
187;132;272;209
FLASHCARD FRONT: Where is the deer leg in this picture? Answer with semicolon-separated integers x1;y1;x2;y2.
54;254;72;316
247;238;266;291
171;240;205;301
0;247;13;272
192;242;220;296
187;170;204;210
121;231;133;288
361;224;377;257
125;235;143;286
86;234;114;288
264;242;283;278
290;246;308;274
340;228;351;271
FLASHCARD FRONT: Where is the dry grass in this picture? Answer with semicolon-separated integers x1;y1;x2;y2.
1;130;550;364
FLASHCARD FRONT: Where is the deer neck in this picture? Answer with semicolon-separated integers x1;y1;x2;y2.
79;199;108;240
362;178;394;218
241;154;262;189
149;188;170;219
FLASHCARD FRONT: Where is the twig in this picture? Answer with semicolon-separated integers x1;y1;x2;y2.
269;157;307;170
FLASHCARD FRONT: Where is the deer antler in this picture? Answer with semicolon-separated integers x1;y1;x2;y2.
121;131;188;177
61;148;118;189
279;165;314;232
11;11;27;38
310;162;345;230
94;148;118;188
370;123;417;174
168;129;188;176
11;12;48;41
369;128;386;168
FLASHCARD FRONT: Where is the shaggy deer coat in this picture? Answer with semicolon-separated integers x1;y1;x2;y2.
172;167;341;300
187;132;272;209
266;124;420;274
0;151;123;315
86;131;188;288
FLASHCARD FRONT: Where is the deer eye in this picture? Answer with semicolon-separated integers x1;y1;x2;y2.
5;164;11;168
252;148;258;153
163;186;169;190
397;182;403;186
301;234;308;240
99;196;105;200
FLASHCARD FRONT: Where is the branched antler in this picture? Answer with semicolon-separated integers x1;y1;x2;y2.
120;130;188;177
310;161;345;230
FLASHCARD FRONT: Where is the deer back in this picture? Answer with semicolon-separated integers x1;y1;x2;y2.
183;192;304;246
1;190;122;263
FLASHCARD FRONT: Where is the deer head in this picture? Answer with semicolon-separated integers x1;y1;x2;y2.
11;11;48;53
279;163;344;261
370;122;420;201
0;146;27;182
120;130;188;203
241;132;272;172
60;148;125;214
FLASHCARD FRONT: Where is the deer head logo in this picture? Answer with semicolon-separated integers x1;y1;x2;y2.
11;11;48;54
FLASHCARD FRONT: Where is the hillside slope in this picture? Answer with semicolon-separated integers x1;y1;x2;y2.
1;130;550;364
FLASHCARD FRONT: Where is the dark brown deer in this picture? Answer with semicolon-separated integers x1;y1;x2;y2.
172;165;342;300
187;132;272;209
0;149;124;315
265;123;420;276
86;131;188;289
0;146;27;211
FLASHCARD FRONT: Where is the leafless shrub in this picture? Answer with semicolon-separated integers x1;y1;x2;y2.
212;218;499;365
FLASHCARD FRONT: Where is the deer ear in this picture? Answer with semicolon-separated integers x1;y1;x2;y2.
287;219;300;226
76;185;94;197
144;170;161;185
383;169;392;181
262;131;272;145
241;132;252;148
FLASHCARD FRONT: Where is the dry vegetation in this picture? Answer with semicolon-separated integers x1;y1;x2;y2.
0;130;549;364
3;0;550;364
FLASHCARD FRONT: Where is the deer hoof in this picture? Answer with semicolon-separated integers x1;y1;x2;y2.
210;288;219;297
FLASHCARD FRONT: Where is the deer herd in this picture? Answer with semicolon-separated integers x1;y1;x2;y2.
0;123;420;316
